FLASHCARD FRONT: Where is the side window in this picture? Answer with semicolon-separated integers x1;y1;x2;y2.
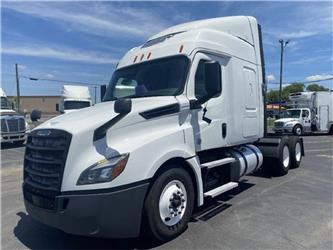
302;110;309;118
195;60;208;99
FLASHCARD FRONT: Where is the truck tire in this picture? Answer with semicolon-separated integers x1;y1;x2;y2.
273;137;291;176
142;167;194;242
329;125;333;135
288;137;302;168
293;125;303;136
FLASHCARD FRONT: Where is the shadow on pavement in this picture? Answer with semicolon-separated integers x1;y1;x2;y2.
1;142;25;150
14;212;160;250
14;182;257;249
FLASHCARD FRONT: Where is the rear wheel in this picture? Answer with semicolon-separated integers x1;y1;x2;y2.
289;137;303;168
272;138;291;176
293;125;303;136
143;167;194;242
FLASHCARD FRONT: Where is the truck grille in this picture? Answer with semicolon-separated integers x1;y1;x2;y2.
1;118;25;133
23;129;72;210
274;122;284;127
1;119;7;132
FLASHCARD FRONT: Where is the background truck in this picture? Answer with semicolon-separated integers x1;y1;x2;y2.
23;16;304;242
58;85;92;113
0;87;29;144
273;91;333;135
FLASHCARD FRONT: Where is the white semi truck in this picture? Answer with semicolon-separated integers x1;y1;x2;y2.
23;16;304;241
58;85;92;113
0;88;29;144
273;91;333;135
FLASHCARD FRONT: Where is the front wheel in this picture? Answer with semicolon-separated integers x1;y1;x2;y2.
293;125;303;136
142;167;194;242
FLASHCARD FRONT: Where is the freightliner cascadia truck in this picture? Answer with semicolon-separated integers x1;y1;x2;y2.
23;16;304;241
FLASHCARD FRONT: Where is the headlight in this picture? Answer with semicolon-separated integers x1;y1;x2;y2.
77;154;129;185
25;121;30;132
285;123;294;127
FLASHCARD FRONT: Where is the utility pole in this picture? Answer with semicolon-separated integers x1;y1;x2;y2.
15;63;21;113
278;39;289;117
94;86;97;104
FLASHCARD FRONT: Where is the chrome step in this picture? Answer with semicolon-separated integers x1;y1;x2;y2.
204;182;238;198
201;157;236;169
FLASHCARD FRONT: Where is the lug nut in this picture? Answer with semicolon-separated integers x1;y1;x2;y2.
181;206;184;209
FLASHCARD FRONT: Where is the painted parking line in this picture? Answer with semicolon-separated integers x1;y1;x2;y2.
304;140;333;144
1;159;24;164
306;148;333;152
316;154;333;159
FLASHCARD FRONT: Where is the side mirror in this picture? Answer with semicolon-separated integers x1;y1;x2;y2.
114;98;132;115
190;61;221;109
56;103;59;112
31;109;42;122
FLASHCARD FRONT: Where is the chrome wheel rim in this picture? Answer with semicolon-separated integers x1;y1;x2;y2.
296;127;302;135
159;180;187;226
283;145;290;168
295;142;301;162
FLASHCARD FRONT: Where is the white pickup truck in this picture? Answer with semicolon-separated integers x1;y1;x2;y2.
274;91;333;135
23;16;304;242
0;88;29;144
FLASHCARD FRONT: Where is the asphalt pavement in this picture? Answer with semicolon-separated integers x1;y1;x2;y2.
1;136;332;249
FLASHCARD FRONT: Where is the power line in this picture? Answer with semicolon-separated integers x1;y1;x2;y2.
268;77;333;85
20;75;104;86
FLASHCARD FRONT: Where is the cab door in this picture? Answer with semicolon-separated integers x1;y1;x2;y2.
186;52;228;152
301;109;311;132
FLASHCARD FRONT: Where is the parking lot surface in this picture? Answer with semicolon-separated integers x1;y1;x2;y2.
1;136;332;249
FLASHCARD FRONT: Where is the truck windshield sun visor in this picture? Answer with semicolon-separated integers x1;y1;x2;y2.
142;31;185;48
102;55;189;102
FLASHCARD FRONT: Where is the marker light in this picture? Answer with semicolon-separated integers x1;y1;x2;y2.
77;154;129;185
179;45;184;53
140;54;145;61
133;56;138;63
147;52;152;59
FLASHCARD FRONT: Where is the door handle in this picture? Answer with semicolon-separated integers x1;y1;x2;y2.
222;123;227;138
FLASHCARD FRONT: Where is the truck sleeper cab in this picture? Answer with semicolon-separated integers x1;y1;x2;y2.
23;16;304;242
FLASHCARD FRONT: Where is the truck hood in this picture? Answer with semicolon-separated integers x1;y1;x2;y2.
0;110;24;118
274;118;299;124
0;109;20;116
36;96;179;134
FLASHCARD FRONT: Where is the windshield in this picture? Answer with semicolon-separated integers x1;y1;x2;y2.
64;101;90;110
281;110;301;118
103;56;189;101
1;97;12;109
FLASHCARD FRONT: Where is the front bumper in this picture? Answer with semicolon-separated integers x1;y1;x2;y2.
24;181;150;238
273;127;293;133
1;132;26;143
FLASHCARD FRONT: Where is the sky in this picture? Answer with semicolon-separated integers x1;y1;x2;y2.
1;1;332;101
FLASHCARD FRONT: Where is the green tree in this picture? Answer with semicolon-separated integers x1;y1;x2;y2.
266;83;304;102
306;83;329;91
266;90;280;102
